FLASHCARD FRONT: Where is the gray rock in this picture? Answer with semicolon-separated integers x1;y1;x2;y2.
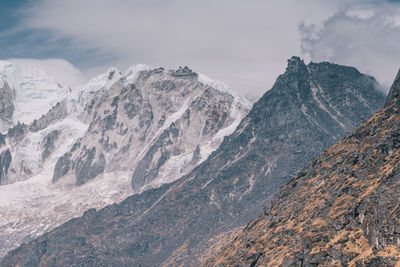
191;145;201;164
75;147;106;186
131;123;179;190
29;101;68;133
41;130;59;161
171;66;197;77
0;149;11;184
0;80;15;130
6;122;27;143
0;133;5;146
52;153;72;183
107;70;115;80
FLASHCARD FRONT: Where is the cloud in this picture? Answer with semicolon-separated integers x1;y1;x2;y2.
7;58;86;87
19;0;343;100
3;0;398;99
300;2;400;90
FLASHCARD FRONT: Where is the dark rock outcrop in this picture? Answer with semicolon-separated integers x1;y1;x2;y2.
52;153;72;183
75;147;106;186
0;133;5;146
172;66;197;77
6;122;27;144
0;149;11;184
0;80;15;130
191;145;201;164
131;122;180;191
1;58;386;266
29;101;68;133
41;130;59;161
53;147;106;185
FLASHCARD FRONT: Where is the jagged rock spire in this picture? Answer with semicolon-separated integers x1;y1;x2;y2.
385;68;400;106
286;56;307;73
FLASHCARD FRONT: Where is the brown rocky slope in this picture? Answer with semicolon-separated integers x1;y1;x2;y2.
206;70;400;266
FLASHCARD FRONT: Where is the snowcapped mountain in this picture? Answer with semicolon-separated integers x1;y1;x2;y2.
0;62;250;258
0;61;69;132
53;66;250;192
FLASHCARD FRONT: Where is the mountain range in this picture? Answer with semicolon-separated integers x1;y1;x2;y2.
206;69;400;267
0;57;387;266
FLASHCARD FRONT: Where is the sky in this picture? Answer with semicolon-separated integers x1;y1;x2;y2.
1;0;400;101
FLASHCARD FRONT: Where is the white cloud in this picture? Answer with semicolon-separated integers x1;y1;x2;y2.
300;3;400;90
20;0;343;100
7;58;86;87
13;0;400;99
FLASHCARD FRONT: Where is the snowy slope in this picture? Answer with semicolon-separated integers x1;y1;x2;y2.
0;64;251;259
0;61;69;130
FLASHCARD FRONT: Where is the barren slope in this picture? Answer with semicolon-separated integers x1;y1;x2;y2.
206;70;400;266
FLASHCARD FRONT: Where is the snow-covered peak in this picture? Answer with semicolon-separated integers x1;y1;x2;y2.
0;60;68;126
123;64;152;84
0;62;253;259
198;73;252;110
70;67;122;102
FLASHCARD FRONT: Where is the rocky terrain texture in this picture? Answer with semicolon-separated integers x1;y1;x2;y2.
205;70;400;266
0;65;249;188
52;66;249;191
0;57;386;266
0;63;249;259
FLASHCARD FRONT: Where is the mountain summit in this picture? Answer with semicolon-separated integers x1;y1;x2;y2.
0;57;386;266
0;61;69;132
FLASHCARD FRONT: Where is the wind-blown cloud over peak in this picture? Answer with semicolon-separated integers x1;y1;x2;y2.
300;3;400;90
7;58;85;87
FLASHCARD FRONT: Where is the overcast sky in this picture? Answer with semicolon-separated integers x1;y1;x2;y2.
1;0;400;101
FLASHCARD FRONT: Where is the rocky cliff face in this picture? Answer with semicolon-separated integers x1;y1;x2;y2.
0;64;249;259
0;149;11;184
51;66;249;192
0;106;70;186
0;57;386;266
204;70;400;266
29;101;68;133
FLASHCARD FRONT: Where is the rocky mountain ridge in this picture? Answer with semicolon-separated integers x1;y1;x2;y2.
204;69;400;266
0;57;386;266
